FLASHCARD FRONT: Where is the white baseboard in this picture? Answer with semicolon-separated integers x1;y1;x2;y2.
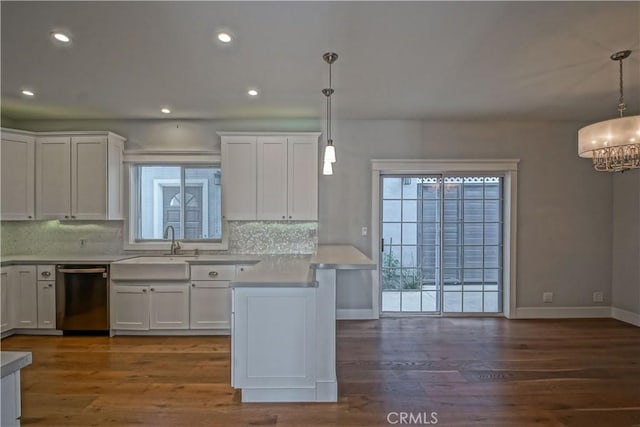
336;308;376;320
611;307;640;327
515;306;611;319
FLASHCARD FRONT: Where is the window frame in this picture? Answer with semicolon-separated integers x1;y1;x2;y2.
123;151;228;251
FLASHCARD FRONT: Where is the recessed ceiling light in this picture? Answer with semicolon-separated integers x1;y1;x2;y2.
247;89;259;97
217;32;232;43
21;89;35;97
52;32;71;43
161;108;171;114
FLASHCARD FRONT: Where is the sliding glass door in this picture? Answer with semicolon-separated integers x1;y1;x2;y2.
380;175;503;315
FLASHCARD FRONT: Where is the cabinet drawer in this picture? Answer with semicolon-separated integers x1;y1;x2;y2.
191;264;236;281
36;265;55;280
236;264;256;275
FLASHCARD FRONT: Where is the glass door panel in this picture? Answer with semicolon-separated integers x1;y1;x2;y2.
381;175;442;314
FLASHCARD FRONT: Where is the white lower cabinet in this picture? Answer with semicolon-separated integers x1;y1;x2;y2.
149;285;189;330
112;283;189;331
1;265;56;334
190;264;234;330
111;263;242;335
35;265;56;329
1;268;13;333
13;266;37;329
37;281;56;329
232;286;317;396
113;285;150;330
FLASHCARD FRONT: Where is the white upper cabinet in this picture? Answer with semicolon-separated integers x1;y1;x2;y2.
220;132;319;221
36;136;72;219
287;137;318;220
1;130;35;220
221;136;257;220
36;132;125;220
257;137;288;220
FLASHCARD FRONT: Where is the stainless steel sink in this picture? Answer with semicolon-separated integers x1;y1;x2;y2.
111;256;197;281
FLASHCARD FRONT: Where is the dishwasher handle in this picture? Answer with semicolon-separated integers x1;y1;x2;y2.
58;268;107;274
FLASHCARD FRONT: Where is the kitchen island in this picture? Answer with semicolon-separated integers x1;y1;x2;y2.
1;351;32;426
230;245;375;402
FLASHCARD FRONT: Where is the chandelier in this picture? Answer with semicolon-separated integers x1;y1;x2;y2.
578;50;640;172
322;52;338;176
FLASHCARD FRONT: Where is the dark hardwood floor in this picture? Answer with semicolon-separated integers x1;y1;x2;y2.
2;318;639;426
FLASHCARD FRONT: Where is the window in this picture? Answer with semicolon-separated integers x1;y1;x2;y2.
132;165;222;242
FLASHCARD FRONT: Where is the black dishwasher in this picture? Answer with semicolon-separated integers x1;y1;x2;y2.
56;265;109;333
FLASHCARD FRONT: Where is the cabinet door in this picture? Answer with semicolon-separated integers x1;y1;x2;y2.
233;287;317;388
106;136;124;219
71;136;108;220
190;281;230;329
287;138;318;220
1;133;35;220
149;284;189;329
221;137;257;220
13;266;37;328
257;137;288;220
1;268;12;332
37;281;56;329
112;285;150;330
36;137;71;219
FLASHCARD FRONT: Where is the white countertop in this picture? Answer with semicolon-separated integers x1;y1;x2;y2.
1;254;130;265
231;245;376;287
1;254;262;266
310;245;377;270
3;246;376;286
231;255;315;287
1;351;32;378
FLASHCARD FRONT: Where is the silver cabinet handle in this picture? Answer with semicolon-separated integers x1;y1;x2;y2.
28;215;32;219
192;283;196;288
58;268;106;274
64;215;69;219
48;283;53;287
71;215;76;219
41;271;51;277
208;271;218;277
142;289;147;293
239;268;244;272
150;288;155;292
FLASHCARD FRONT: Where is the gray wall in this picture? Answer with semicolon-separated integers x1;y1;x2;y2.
9;118;614;311
612;171;640;315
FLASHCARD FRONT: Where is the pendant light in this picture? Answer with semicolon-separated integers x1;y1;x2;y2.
578;50;640;172
322;52;338;175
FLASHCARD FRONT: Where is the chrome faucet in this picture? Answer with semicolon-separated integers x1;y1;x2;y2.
163;225;181;255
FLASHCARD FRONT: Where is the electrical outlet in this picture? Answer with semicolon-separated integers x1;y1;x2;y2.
361;227;368;237
543;292;553;303
593;291;604;303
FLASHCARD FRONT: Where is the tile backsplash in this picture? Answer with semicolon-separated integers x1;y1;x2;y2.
228;221;317;254
1;220;317;256
1;220;124;256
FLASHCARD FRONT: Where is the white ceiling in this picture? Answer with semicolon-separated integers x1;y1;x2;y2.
1;1;639;122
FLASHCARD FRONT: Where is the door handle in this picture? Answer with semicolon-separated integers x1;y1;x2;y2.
381;238;384;252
